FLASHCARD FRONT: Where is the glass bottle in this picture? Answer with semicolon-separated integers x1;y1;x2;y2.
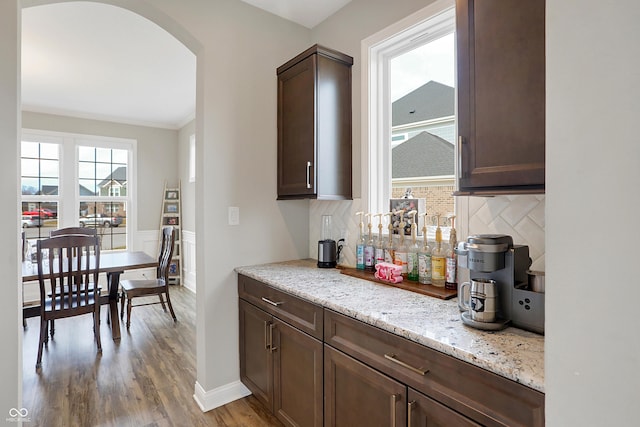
407;210;419;281
431;213;446;287
355;211;365;270
418;213;432;284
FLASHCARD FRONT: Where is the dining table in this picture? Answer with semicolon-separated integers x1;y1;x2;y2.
22;250;158;340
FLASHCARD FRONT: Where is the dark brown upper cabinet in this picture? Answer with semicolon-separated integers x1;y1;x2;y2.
277;45;353;200
456;0;545;195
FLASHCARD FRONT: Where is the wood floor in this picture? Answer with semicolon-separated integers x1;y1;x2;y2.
22;285;283;427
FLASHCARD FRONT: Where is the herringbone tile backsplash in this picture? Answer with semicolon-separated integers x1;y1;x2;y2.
310;195;545;272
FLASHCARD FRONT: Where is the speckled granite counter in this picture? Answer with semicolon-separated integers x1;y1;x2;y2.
235;259;544;393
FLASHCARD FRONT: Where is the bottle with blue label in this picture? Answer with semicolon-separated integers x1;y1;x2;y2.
355;211;365;270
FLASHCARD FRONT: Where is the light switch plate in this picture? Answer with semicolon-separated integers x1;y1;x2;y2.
228;206;240;225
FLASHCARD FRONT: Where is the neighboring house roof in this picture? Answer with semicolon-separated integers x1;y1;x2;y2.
392;81;454;127
392;131;454;178
79;184;96;196
98;166;127;188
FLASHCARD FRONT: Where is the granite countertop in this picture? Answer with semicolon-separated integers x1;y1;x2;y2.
235;259;544;393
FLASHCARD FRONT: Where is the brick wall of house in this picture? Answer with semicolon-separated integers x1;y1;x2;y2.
392;184;455;221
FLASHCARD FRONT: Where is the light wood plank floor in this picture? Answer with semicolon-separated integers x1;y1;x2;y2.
22;286;283;427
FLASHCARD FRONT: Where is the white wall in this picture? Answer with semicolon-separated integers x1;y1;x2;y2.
546;1;640;425
0;0;22;417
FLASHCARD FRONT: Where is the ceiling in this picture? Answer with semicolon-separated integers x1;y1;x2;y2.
21;0;351;130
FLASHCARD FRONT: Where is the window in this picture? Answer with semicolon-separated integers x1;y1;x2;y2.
21;136;61;239
78;145;130;250
363;0;455;237
21;130;135;250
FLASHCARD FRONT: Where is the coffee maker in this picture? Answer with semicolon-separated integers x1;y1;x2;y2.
457;234;545;334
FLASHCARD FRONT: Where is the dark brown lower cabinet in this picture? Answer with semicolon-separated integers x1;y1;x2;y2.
239;299;272;407
408;388;481;427
324;345;405;427
239;299;323;427
239;276;545;427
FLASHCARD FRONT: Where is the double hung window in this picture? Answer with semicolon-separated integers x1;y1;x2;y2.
21;131;135;251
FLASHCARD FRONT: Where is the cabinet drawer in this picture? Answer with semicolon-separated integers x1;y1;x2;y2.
324;309;544;427
238;274;323;340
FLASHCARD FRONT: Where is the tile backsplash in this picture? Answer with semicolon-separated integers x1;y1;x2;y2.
310;195;545;272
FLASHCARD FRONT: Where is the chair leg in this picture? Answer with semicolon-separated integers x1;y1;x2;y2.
165;292;177;322
120;292;126;320
50;319;55;338
126;297;132;329
36;317;47;369
94;307;102;353
158;294;167;311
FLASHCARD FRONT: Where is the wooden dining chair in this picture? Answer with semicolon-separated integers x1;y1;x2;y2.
47;227;99;337
120;226;177;329
35;234;101;369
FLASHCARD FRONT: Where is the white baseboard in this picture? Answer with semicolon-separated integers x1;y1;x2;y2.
193;380;251;412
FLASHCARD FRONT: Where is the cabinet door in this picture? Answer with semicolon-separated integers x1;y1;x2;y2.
239;300;273;410
272;319;323;427
408;388;481;427
457;0;545;192
324;345;406;427
278;54;316;198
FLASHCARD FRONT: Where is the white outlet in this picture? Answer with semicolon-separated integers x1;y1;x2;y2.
228;206;240;225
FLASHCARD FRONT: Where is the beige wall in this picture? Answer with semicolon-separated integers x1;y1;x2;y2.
178;119;195;233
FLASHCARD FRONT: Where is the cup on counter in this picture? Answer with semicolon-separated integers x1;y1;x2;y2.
527;270;545;293
458;278;498;323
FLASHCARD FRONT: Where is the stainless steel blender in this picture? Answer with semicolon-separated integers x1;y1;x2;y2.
317;215;344;268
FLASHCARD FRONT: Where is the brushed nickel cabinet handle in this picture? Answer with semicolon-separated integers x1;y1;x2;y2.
264;321;270;350
458;135;463;179
261;297;283;307
306;161;312;189
384;353;428;376
408;400;415;427
390;394;398;427
269;323;277;352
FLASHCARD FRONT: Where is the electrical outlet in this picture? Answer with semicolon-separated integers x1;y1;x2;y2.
228;206;240;225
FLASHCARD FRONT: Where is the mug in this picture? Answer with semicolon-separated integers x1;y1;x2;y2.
458;278;498;323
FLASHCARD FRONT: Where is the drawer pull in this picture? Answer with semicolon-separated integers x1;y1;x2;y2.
384;353;428;376
408;400;415;427
264;321;270;350
390;394;398;427
269;323;277;352
261;297;284;307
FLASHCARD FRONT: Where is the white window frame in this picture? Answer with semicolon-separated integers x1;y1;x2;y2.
22;129;137;251
20;133;63;230
361;0;457;220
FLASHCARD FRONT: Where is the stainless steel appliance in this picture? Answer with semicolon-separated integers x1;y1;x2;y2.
457;234;545;334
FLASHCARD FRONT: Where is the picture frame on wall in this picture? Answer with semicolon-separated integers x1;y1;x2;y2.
165;190;178;200
164;203;178;214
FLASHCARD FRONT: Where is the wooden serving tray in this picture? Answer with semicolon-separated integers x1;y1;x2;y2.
339;267;457;300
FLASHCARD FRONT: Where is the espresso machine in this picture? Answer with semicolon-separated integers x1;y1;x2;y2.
457;234;545;334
